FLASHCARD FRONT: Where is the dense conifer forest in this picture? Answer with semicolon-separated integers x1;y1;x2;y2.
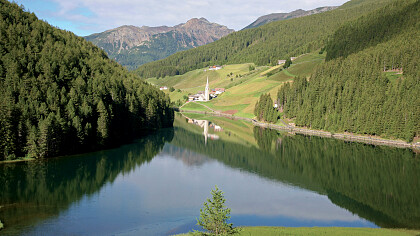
0;0;173;161
254;93;278;123
277;0;420;141
135;0;395;78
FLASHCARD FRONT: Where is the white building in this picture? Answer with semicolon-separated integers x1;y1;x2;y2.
208;65;222;71
204;77;210;101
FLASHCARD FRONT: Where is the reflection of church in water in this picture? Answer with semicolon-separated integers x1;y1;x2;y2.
187;119;223;145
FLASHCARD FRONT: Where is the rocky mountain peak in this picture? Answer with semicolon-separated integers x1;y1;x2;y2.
85;18;234;70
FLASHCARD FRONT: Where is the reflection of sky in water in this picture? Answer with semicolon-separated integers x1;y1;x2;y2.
24;147;376;236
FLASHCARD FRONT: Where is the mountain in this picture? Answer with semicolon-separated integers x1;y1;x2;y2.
135;0;397;79
0;0;173;160
85;18;234;70
243;6;337;30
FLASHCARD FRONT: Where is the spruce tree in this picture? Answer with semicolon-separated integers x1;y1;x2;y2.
197;186;236;235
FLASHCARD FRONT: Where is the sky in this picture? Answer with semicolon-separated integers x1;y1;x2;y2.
13;0;349;36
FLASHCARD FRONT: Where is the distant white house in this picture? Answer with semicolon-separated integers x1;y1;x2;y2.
278;60;286;65
188;94;207;102
159;86;168;90
215;88;225;94
213;125;223;132
208;65;222;71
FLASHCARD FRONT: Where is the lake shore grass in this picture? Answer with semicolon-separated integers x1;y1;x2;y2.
177;226;420;236
0;156;36;164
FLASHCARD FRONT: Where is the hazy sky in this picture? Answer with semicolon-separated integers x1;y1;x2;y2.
14;0;349;36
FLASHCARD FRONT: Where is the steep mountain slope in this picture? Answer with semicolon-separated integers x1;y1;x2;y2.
277;0;420;141
85;18;234;70
0;0;173;160
243;6;337;30
135;0;395;79
84;25;172;54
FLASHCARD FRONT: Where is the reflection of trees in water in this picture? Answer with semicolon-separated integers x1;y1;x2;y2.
172;123;420;228
0;128;174;234
253;126;278;152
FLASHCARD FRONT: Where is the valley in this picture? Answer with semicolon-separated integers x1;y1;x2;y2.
1;0;419;235
148;51;324;119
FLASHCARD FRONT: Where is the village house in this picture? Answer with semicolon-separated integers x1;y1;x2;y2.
215;88;225;94
208;65;222;71
278;60;286;65
159;86;168;90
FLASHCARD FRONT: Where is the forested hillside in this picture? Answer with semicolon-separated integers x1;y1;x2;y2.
0;0;173;161
277;0;420;141
135;0;395;78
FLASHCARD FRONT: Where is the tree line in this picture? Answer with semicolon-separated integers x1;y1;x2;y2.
254;93;278;123
0;0;174;160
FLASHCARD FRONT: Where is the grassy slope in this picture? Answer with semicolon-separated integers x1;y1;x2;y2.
178;227;420;236
167;51;325;118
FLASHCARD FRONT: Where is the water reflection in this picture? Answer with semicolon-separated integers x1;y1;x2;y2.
183;114;223;144
172;114;420;229
0;129;174;235
0;113;419;236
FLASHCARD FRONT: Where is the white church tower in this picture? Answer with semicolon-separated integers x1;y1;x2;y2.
205;76;210;101
203;120;209;145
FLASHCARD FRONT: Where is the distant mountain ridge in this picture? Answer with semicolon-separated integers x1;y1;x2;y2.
85;18;234;70
243;6;337;30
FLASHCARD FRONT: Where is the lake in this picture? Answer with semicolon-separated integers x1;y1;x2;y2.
1;112;419;235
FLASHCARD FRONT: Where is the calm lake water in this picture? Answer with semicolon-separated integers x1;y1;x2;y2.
1;113;419;235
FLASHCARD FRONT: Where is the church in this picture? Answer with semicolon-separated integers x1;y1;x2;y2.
188;77;211;102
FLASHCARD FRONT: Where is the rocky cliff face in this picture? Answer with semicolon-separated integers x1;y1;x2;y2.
85;18;234;70
85;25;172;54
243;6;337;30
174;18;233;46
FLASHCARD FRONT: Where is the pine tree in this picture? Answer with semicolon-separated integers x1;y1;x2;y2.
197;186;236;235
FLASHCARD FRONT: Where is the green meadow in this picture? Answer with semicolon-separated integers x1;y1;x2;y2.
160;51;326;119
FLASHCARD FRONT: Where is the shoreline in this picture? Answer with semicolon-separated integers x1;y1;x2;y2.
177;226;420;235
177;109;420;151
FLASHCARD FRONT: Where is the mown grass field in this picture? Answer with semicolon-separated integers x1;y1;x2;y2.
150;51;325;119
177;226;420;236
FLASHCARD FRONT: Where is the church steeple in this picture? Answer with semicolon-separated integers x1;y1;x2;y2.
205;76;210;101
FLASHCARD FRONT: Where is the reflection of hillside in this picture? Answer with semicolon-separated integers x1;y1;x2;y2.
0;129;174;235
162;144;212;167
172;119;420;228
171;124;325;194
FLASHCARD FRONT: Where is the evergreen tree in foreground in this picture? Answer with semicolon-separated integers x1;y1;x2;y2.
197;186;236;235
